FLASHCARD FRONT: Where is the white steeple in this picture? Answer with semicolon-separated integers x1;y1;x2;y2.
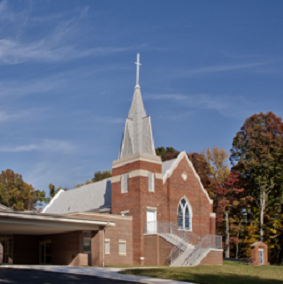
118;54;156;159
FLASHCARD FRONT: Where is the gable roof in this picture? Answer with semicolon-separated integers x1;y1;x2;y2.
162;159;177;176
42;178;111;215
162;152;213;204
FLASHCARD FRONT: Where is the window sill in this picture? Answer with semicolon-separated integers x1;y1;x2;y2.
119;253;127;256
178;228;192;232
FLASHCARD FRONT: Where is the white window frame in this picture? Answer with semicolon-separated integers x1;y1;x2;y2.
121;210;129;216
121;173;129;193
119;240;127;255
177;197;192;231
83;237;91;253
105;238;110;255
148;172;155;192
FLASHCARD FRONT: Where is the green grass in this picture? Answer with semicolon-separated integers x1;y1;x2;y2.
120;261;283;284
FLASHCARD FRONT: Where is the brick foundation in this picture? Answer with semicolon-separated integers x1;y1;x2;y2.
199;250;223;266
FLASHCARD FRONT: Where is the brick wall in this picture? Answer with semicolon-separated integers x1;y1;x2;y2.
13;235;39;264
73;212;133;266
112;160;162;176
38;231;81;265
199;250;223;266
165;156;212;238
112;158;165;265
144;235;158;265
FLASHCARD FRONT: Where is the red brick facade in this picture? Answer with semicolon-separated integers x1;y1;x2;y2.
199;250;223;266
111;152;219;265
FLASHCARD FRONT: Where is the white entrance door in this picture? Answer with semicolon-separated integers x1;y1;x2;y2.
147;209;157;234
259;249;264;265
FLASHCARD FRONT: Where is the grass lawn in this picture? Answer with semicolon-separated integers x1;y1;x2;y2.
119;261;283;284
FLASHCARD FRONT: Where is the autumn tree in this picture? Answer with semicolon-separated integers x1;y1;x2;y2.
202;146;230;186
214;171;247;258
0;169;48;211
230;111;283;242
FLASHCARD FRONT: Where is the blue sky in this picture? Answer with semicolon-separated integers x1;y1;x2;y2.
0;0;283;197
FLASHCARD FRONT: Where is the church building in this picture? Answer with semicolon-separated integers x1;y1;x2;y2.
0;55;222;267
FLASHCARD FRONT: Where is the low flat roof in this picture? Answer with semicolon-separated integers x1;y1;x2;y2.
0;211;115;235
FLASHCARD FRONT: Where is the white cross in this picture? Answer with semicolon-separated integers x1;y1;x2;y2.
135;53;141;86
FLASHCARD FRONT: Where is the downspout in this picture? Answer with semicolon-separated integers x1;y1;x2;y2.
103;221;110;267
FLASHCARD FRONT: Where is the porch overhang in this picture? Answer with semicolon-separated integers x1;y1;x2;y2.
0;211;115;235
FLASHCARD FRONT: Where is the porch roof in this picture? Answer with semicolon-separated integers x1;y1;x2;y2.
0;211;115;235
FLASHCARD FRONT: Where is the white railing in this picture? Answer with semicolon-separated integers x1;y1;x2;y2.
181;234;222;266
144;221;201;245
144;221;222;266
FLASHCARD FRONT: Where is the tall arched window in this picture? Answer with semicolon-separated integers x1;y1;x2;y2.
178;198;191;230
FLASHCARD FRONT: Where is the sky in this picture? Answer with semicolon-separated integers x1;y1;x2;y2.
0;0;283;199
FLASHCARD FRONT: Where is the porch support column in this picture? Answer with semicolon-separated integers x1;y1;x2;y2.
91;227;104;266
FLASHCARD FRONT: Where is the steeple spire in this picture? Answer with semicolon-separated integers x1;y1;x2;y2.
118;54;156;159
135;53;141;87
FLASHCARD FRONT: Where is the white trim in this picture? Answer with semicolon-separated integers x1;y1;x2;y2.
146;206;157;210
210;213;216;218
155;173;163;179
129;169;148;178
113;152;161;169
42;189;65;213
0;212;115;226
163;151;213;205
177;196;193;231
148;116;156;155
111;175;121;183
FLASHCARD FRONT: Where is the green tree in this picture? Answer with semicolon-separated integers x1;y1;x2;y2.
230;111;283;242
92;170;112;182
48;184;67;198
155;147;177;159
0;169;48;211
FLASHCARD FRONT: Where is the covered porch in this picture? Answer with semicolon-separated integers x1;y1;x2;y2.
0;211;115;266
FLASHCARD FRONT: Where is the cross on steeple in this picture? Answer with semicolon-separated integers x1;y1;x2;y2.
135;53;141;87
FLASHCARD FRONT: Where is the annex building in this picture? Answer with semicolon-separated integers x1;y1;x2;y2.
0;55;222;267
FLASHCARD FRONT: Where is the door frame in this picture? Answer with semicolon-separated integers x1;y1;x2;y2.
146;207;157;234
39;239;51;265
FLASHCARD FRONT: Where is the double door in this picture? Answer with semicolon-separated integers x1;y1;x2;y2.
39;240;51;264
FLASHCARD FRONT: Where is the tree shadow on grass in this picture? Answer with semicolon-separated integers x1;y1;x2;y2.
121;269;283;284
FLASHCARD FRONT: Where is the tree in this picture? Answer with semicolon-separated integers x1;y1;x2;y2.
92;170;112;182
214;171;246;258
155;147;177;160
49;184;67;198
230;111;283;242
202;146;230;186
0;169;48;211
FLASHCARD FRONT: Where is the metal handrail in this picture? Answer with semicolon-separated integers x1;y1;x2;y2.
144;221;200;245
182;234;222;266
144;221;222;266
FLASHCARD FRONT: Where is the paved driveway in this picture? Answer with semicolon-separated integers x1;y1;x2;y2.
0;268;137;284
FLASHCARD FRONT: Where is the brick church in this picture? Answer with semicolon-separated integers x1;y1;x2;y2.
0;55;222;267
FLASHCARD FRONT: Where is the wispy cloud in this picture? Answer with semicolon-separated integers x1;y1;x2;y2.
145;93;259;118
172;61;277;77
0;139;75;153
0;2;141;64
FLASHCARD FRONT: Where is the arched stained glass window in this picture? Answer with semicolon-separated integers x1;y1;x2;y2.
177;198;191;230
